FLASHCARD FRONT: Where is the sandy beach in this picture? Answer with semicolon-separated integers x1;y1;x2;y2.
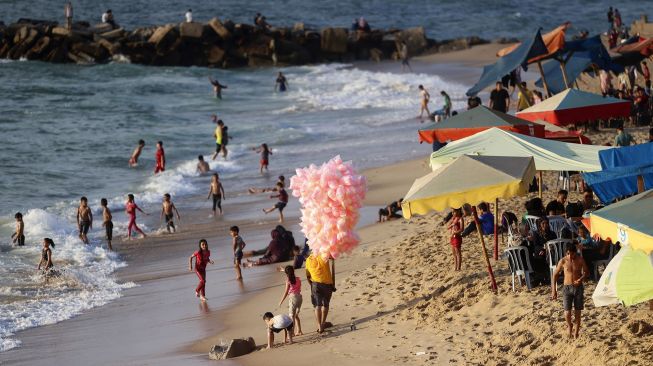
3;38;653;366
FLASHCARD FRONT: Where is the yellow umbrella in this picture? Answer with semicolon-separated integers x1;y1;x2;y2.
589;189;653;255
401;155;536;293
402;155;536;218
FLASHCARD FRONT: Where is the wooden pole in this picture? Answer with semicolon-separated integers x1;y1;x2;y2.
637;175;645;193
537;61;551;97
494;198;499;261
472;206;498;293
559;61;570;89
538;171;543;199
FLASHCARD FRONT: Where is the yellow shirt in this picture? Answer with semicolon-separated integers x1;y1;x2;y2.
215;126;222;144
305;254;333;285
517;90;533;111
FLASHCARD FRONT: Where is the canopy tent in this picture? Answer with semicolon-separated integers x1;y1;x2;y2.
402;155;536;217
417;106;545;144
530;119;593;144
402;155;536;292
534;54;591;94
583;144;653;203
466;29;548;96
592;245;653;307
589;189;653;255
516;89;631;126
613;37;653;57
497;23;568;63
429;127;609;172
562;35;623;73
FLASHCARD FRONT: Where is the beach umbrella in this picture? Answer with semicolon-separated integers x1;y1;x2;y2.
417;106;545;144
592;245;653;307
402;155;537;292
588;189;653;255
516;89;631;126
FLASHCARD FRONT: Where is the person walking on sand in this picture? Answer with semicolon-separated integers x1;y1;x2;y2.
447;207;463;271
76;196;93;244
126;194;147;239
278;265;303;336
64;2;73;30
418;85;430;120
275;72;289;92
398;41;412;72
12;212;25;246
154;141;165;174
489;81;510;113
211;120;225;161
230;226;246;280
207;173;225;217
306;253;334;334
101;198;113;251
254;143;272;174
263;182;288;223
129;139;145;167
161;193;181;233
551;241;589;339
189;239;214;302
208;77;227;99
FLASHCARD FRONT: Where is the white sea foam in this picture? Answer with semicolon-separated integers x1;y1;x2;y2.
0;209;134;352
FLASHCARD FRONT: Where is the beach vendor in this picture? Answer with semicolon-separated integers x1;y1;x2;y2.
305;253;335;333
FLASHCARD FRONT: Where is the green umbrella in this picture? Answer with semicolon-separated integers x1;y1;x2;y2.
592;245;653;307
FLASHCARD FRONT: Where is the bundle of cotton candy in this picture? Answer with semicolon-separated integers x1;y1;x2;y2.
290;155;367;259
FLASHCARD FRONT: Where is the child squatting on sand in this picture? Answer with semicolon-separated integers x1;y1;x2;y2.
263;312;294;349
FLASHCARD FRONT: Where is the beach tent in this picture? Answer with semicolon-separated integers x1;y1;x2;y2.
530;119;593;144
417;106;545;144
535;54;592;94
515;89;631;126
583;144;653;203
402;155;536;216
592;245;653;307
402;155;537;292
429;128;609;172
614;37;653;57
466;29;548;96
497;23;568;63
588;189;653;255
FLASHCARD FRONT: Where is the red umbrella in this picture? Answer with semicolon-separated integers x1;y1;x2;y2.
516;89;631;126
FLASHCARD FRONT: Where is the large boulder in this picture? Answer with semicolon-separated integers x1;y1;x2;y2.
96;38;120;55
8;28;40;59
208;18;231;40
148;24;178;53
179;22;204;39
207;46;225;65
51;26;71;37
24;36;51;59
99;27;125;41
208;338;256;360
395;27;428;54
72;42;109;61
321;27;348;53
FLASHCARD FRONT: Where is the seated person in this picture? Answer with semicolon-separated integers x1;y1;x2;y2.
581;189;599;211
378;198;403;222
524;217;557;283
545;189;568;216
461;202;494;237
245;230;285;266
523;197;546;220
577;225;610;278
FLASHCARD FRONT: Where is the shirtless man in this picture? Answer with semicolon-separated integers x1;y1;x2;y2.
418;85;430;120
101;198;113;251
551;242;589;339
161;193;181;233
208;77;227;99
129;139;145;167
197;155;211;174
12;212;25;246
77;196;93;244
207;173;226;216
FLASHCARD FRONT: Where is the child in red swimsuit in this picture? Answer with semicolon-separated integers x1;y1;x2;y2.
125;194;147;239
189;239;214;302
154;141;165;174
448;208;464;271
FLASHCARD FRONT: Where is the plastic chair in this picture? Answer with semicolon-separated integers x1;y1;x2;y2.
547;215;569;239
523;215;540;232
593;243;616;281
546;239;572;284
504;246;535;291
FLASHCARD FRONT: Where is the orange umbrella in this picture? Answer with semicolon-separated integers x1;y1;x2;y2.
497;23;569;63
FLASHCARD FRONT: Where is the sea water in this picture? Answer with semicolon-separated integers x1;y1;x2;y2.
0;0;649;352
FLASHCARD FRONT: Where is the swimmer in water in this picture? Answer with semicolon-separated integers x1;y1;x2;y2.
129;139;145;167
208;77;227;99
11;212;25;246
101;198;113;251
197;155;211;174
275;72;288;92
253;143;272;174
76;196;93;244
126;194;148;239
37;238;55;272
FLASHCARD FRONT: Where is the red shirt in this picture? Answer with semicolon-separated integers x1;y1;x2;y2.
194;250;211;270
155;148;165;165
126;202;138;218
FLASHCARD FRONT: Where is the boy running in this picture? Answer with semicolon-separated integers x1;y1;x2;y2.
154;141;165;174
77;196;93;244
230;226;246;280
161;193;181;233
129;139;145;167
101;198;113;251
263;182;289;223
12;212;25;246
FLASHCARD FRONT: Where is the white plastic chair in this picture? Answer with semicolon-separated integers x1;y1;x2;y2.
593;243;616;281
546;239;572;285
504;246;535;291
547;215;569;239
523;215;540;232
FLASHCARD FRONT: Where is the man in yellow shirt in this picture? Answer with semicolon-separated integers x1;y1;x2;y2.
517;82;533;112
211;116;224;161
305;253;334;333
